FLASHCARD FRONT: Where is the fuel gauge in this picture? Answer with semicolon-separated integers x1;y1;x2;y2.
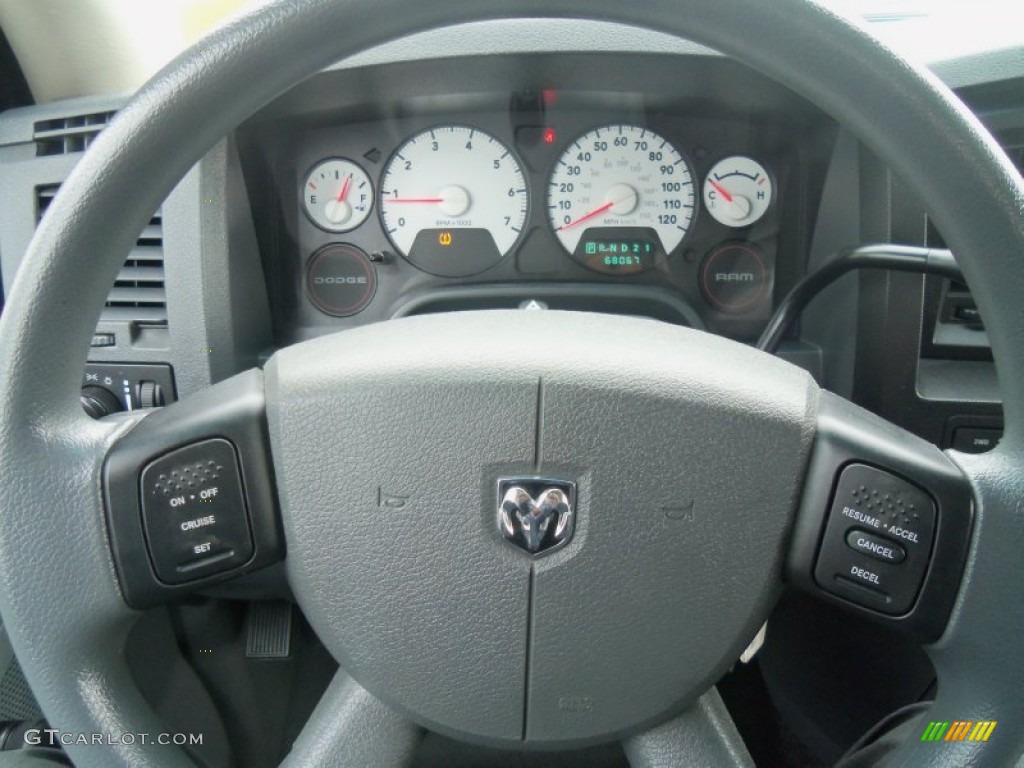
702;156;773;228
302;158;374;232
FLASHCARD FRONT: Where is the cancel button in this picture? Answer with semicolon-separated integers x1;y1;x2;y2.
846;529;906;564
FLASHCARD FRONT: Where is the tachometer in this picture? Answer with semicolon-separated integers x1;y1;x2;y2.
547;125;695;274
380;126;528;277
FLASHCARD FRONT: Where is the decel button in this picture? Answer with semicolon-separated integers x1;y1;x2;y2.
846;529;906;564
140;438;254;584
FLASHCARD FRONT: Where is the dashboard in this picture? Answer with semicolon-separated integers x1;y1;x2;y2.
237;54;836;346
0;43;1010;446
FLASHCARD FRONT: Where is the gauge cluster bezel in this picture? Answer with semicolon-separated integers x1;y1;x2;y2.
236;52;837;347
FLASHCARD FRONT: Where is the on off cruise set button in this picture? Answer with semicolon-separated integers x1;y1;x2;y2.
140;438;254;584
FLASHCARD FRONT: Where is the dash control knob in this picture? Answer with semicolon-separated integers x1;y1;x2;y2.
136;380;165;409
80;385;123;419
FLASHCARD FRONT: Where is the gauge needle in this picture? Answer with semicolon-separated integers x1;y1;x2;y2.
385;197;445;203
707;179;734;202
337;175;351;202
558;200;615;231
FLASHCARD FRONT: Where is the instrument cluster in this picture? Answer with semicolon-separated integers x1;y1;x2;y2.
269;91;816;343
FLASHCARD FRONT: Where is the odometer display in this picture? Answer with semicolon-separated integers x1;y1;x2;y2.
575;228;663;275
548;125;695;274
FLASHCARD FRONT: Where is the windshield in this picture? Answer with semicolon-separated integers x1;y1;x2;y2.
0;0;1020;102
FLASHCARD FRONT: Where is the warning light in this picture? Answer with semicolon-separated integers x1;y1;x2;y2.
544;128;556;145
438;232;453;246
542;89;559;106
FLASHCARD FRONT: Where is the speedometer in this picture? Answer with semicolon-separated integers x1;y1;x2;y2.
548;125;695;274
380;126;528;278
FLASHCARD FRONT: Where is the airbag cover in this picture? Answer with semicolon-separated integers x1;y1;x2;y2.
264;311;817;746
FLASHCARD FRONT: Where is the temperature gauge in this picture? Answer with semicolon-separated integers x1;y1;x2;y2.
302;158;374;233
702;156;773;228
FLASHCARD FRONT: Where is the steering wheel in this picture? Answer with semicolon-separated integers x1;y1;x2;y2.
1;0;1022;766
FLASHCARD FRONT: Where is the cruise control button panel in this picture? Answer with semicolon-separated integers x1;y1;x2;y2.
140;439;254;584
104;370;283;607
814;464;936;615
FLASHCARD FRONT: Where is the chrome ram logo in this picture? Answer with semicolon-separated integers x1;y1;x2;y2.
497;478;576;556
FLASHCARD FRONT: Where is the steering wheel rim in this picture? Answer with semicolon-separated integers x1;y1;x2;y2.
0;0;1022;765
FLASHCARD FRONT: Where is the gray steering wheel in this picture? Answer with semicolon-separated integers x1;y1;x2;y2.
0;1;1022;766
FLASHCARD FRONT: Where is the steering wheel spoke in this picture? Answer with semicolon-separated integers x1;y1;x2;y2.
622;687;753;768
786;392;974;641
103;369;284;608
281;672;422;768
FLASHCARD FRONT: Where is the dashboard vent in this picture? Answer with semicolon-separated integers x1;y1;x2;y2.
33;111;116;156
35;184;167;325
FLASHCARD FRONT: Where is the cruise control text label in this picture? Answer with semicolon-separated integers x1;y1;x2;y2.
887;526;920;544
841;506;881;528
850;565;881;586
181;515;216;532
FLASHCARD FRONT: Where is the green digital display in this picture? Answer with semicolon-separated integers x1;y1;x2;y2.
584;240;653;267
573;227;664;275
